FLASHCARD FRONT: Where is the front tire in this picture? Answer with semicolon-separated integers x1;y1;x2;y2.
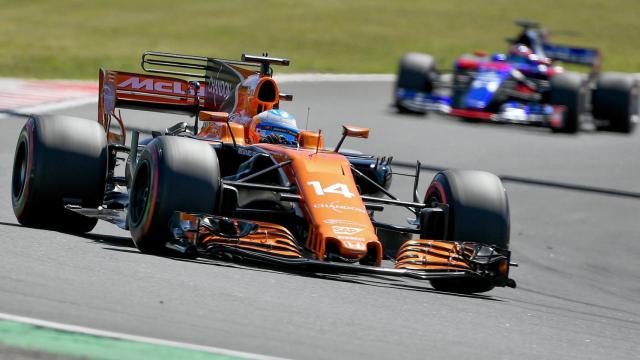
12;115;108;233
128;136;221;254
423;170;510;293
395;53;437;114
549;72;586;134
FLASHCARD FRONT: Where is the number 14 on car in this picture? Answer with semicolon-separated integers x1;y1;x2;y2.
307;181;355;198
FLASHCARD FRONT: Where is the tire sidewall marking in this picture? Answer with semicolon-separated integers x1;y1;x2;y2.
140;143;160;236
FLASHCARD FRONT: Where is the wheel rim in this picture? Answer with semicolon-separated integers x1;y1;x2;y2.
424;181;449;240
426;193;442;208
130;161;151;226
425;182;447;207
12;140;28;200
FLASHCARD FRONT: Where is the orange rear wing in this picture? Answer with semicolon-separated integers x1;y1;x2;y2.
99;51;291;143
98;69;205;143
99;69;204;116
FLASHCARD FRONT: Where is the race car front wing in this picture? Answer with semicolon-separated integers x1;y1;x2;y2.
168;211;516;288
396;88;567;130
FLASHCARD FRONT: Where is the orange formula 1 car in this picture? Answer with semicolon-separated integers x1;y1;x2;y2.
11;52;515;293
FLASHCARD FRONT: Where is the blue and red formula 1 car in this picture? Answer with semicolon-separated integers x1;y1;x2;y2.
394;21;639;134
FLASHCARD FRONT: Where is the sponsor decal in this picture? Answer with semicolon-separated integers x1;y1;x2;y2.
204;59;242;111
243;74;260;96
471;71;501;92
332;226;363;235
118;77;204;96
337;236;365;242
543;45;599;65
237;147;259;157
199;120;222;133
102;81;116;113
323;219;364;226
228;113;252;125
313;201;366;214
199;120;214;128
207;78;233;99
341;240;366;250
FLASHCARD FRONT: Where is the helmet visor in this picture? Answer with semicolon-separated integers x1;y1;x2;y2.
256;123;299;142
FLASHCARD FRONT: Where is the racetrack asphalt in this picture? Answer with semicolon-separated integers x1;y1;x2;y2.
1;79;639;359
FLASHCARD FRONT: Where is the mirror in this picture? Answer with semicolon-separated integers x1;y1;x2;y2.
199;111;229;123
334;125;370;152
343;125;370;139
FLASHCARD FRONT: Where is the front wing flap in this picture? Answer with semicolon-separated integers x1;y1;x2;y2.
172;212;304;259
395;88;451;113
396;239;514;288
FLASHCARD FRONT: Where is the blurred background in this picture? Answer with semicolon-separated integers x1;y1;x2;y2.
1;0;639;78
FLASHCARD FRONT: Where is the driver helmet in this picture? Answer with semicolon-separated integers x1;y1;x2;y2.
491;53;507;62
507;44;534;63
253;109;300;143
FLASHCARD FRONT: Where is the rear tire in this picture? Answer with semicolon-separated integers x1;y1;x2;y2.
11;115;108;233
128;136;221;254
423;170;510;293
592;72;638;134
395;53;437;114
549;72;586;134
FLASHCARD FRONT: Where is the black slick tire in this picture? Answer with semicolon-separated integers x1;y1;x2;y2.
11;115;108;233
395;53;437;114
128;136;221;254
423;170;510;293
549;72;586;134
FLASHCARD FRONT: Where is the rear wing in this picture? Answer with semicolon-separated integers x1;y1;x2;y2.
542;43;601;71
98;69;205;143
98;51;290;143
507;20;601;71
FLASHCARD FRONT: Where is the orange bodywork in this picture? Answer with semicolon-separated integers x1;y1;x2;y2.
297;131;325;150
197;111;246;145
255;144;383;265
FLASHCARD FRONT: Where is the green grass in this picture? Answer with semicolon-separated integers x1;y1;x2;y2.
1;0;639;79
0;320;247;360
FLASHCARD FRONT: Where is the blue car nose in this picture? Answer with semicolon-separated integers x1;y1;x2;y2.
463;69;510;110
464;87;493;109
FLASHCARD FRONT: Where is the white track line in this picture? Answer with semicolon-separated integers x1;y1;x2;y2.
0;312;288;360
0;96;97;120
11;95;98;114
